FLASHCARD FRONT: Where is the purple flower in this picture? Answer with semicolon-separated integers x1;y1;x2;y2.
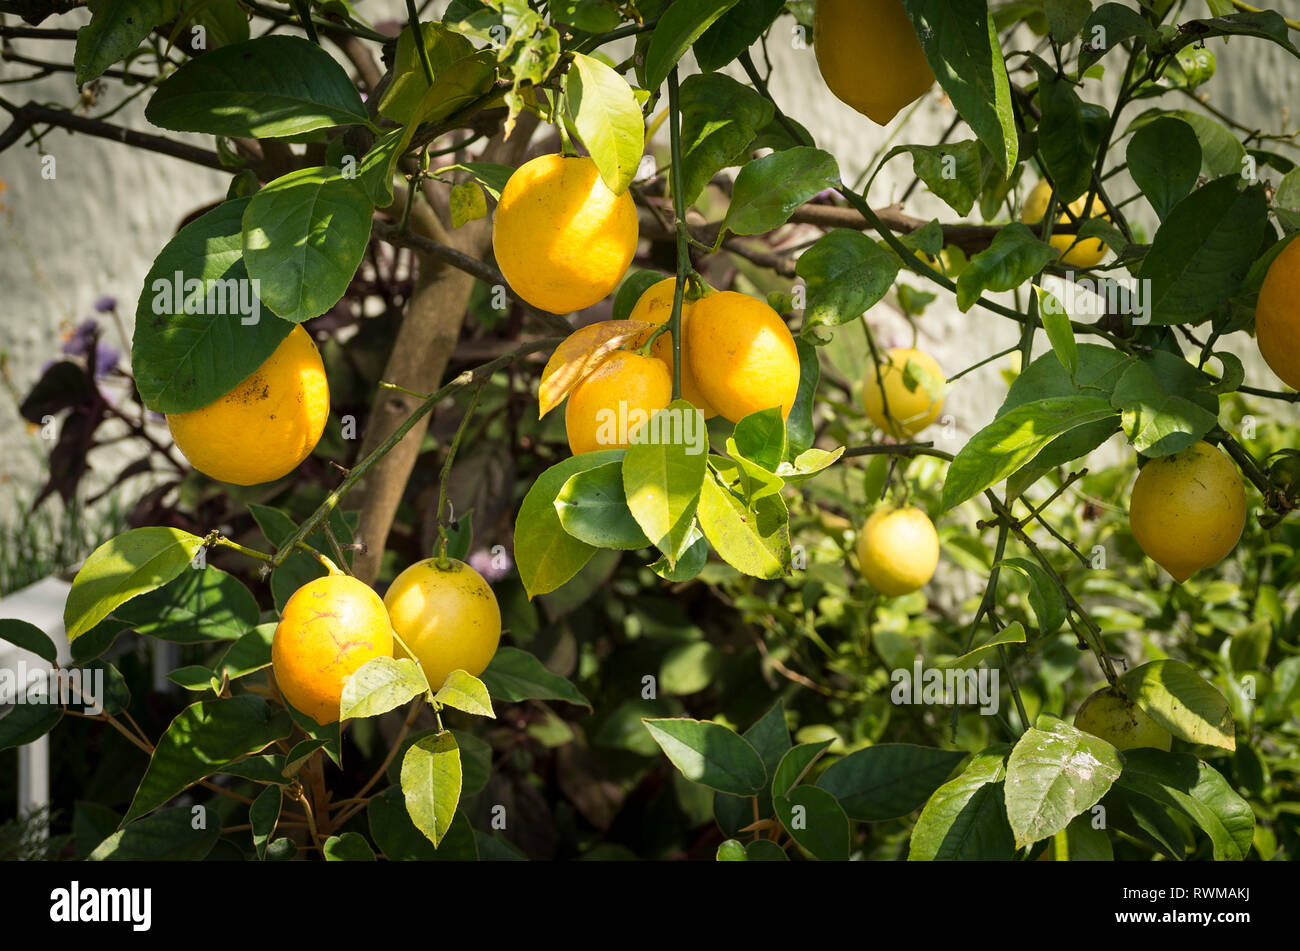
95;343;120;377
61;319;98;358
93;295;117;313
469;548;512;583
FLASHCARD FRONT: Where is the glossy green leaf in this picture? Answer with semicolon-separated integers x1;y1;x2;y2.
676;72;774;208
775;785;851;861
697;470;790;579
1115;749;1254;860
434;669;495;719
955;224;1059;312
324;832;376;861
0;618;56;664
133;198;295;413
565;52;645;195
724;147;840;237
241;166;374;324
818;744;968;821
340;656;428;721
1004;716;1123;850
146;35;368;137
515;450;624;597
89;806;219;861
1127;117;1202;221
401;731;462;847
623;403;709;565
250;785;281;861
555;461;650;550
643;0;739;91
1118;660;1236;751
1109;352;1219;457
480;646;591;708
65;528;206;643
125;696;292;822
643;717;766;796
941;396;1118;510
798;230;901;331
1140;177;1268;326
902;0;1018;170
113;565;258;643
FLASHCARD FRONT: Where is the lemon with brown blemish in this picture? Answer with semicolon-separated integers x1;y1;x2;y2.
271;573;395;725
166;324;330;485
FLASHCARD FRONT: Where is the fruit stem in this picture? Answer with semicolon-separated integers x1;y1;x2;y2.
666;67;689;402
207;533;274;564
297;545;342;576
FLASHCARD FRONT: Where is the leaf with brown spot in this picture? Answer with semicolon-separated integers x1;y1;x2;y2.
537;320;656;418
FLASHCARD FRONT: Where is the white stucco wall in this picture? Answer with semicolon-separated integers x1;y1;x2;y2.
1;3;1295;522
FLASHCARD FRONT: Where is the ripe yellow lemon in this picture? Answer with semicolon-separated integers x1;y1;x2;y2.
814;0;935;125
1021;180;1109;269
492;154;638;314
628;277;718;419
1129;441;1245;582
272;574;395;725
166;324;330;486
686;291;800;424
1255;237;1300;389
564;349;672;455
384;557;502;692
1074;688;1172;751
857;505;940;596
861;347;945;438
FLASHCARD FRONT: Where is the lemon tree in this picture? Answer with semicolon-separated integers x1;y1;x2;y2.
1;0;1299;869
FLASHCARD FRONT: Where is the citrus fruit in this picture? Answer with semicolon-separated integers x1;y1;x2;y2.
384;557;502;692
861;347;945;438
272;573;395;725
1129;441;1245;582
492;154;638;314
564;349;672;454
166;324;330;486
814;0;935;125
857;505;940;596
1254;237;1300;389
1021;180;1109;269
629;277;719;419
1074;688;1172;751
685;291;800;423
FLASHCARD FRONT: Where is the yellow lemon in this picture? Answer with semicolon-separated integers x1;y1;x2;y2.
1255;237;1300;389
686;291;800;424
272;574;395;725
166;324;330;486
1129;441;1245;582
629;277;719;419
1021;180;1109;269
492;154;638;314
384;558;502;692
857;505;940;596
814;0;935;125
1074;688;1172;751
564;350;672;455
861;347;945;438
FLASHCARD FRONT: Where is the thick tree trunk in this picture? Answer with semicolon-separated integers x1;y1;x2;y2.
350;115;538;584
